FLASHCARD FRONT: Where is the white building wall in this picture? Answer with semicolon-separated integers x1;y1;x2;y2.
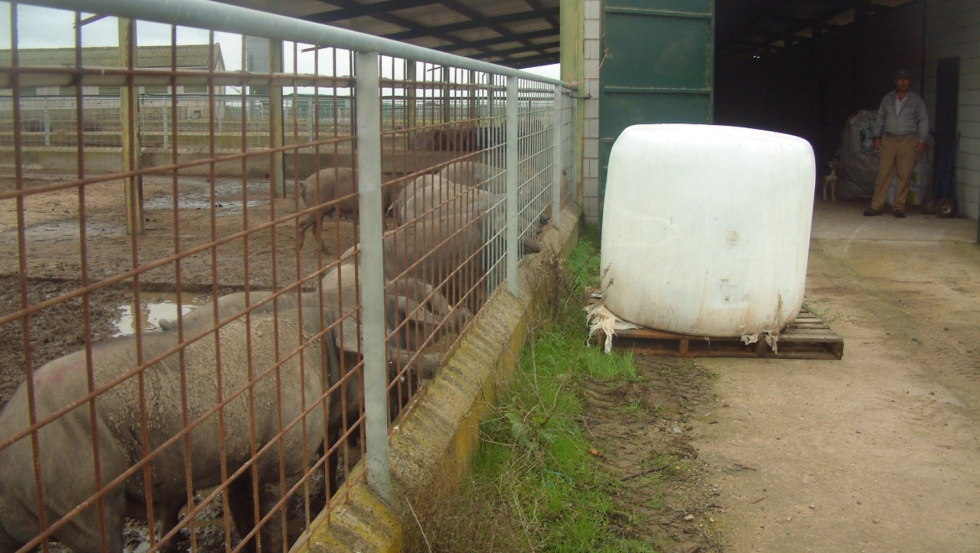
582;0;602;223
925;0;980;219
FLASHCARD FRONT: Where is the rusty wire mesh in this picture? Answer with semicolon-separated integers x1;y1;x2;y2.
0;2;575;553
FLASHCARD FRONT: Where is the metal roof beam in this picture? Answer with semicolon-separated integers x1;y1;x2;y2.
303;0;442;24
387;8;558;41
307;0;504;59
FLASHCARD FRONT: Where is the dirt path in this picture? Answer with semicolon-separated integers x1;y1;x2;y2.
692;202;980;552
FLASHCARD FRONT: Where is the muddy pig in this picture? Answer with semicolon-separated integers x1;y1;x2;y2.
0;309;341;553
297;168;402;253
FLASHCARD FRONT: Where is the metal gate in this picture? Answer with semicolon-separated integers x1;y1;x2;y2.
598;0;714;219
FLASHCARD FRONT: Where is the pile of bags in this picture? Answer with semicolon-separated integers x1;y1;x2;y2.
835;109;931;204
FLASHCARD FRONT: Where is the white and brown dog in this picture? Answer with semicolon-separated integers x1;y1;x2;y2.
822;156;838;202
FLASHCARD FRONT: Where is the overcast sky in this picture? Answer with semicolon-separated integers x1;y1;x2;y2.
0;2;560;81
1;3;247;68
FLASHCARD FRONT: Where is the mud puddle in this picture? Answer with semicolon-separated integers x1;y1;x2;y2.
113;292;210;336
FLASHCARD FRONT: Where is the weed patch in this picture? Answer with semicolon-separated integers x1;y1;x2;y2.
403;227;721;552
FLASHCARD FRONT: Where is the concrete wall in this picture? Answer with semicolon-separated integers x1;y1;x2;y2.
582;0;602;224
298;204;583;553
925;0;980;219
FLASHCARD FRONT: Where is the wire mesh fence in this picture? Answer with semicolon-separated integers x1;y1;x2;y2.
0;1;575;553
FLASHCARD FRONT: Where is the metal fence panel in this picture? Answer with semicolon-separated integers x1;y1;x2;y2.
0;1;576;552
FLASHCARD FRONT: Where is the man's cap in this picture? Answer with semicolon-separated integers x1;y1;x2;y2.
895;69;911;80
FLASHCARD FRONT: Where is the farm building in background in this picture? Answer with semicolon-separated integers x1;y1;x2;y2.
0;44;226;96
0;45;227;151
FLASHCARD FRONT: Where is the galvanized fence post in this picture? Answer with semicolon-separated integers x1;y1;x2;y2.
506;75;519;296
354;50;391;500
552;84;563;229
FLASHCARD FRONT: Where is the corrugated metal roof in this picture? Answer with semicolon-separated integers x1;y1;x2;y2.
212;0;919;66
220;0;561;69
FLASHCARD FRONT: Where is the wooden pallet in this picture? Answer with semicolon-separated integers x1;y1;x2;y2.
602;307;844;360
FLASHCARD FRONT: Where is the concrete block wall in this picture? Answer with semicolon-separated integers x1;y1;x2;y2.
582;0;602;224
925;0;980;219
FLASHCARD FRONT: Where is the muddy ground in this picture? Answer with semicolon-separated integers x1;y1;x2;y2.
0;172;361;552
0;172;360;406
582;354;723;552
3;172;980;553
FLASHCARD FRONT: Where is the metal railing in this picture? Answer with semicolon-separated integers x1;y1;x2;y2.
0;1;575;553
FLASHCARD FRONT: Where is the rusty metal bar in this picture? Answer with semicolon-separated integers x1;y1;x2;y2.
0;3;576;553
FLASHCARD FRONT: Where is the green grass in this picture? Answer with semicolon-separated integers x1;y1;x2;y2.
471;226;657;552
404;226;672;553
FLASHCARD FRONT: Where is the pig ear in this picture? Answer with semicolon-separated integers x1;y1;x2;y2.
399;277;451;317
333;315;363;353
395;296;441;326
318;310;343;376
415;353;442;380
521;236;542;253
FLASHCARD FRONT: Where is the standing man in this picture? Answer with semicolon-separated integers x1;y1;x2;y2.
864;69;929;218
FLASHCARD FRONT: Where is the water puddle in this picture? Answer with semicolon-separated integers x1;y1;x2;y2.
142;197;263;212
113;292;210;336
143;180;269;214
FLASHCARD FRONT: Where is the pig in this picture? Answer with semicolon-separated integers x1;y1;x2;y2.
394;174;493;226
156;286;449;443
437;161;505;189
157;289;277;332
158;281;463;371
0;308;342;553
393;174;543;254
440;126;477;151
436;161;556;230
410;129;436;151
297;168;402;253
475;126;504;151
297;167;358;253
318;260;473;352
411;126;500;152
382;215;495;312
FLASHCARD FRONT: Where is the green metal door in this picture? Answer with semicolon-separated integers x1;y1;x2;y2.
598;0;714;218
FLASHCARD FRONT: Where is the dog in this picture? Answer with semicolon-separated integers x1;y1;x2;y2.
822;156;838;202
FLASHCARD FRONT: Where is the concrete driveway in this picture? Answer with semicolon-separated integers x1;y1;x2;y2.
694;200;980;553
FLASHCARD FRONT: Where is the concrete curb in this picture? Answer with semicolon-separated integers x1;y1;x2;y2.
301;203;583;553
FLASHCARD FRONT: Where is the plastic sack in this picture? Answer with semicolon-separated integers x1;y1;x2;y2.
835;110;880;200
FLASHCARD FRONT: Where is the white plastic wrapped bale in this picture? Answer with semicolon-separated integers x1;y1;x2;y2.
600;124;815;340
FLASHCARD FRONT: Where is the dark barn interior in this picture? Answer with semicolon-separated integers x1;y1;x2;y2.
714;0;924;172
